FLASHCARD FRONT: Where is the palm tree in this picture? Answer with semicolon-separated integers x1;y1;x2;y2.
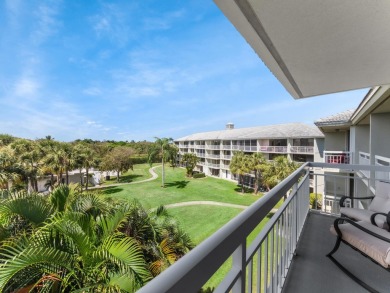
262;156;298;198
0;146;20;191
0;187;152;292
10;139;42;193
73;143;97;190
230;151;251;193
148;137;174;188
248;152;267;194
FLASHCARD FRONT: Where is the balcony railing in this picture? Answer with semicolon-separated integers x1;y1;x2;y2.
359;151;370;178
290;146;314;153
221;145;232;150
221;155;232;160
196;153;205;158
206;163;220;168
220;164;230;169
206;154;220;159
375;155;390;182
259;146;288;153
195;145;205;149
231;145;258;152
206;145;221;150
324;151;351;164
138;163;390;293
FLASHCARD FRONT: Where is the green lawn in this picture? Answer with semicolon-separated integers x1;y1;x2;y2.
102;165;261;208
101;163;152;185
101;164;281;290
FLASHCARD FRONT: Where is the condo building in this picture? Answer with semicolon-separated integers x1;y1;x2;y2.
175;122;324;187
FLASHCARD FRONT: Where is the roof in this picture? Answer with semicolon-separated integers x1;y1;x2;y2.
175;123;324;141
314;109;354;127
214;0;390;99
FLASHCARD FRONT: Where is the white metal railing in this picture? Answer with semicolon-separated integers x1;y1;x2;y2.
207;145;221;150
221;145;232;150
259;146;288;153
197;161;205;166
221;155;232;160
375;155;390;182
197;153;205;158
359;151;370;178
195;145;206;149
220;164;230;169
206;163;220;168
324;151;351;164
206;154;220;159
231;145;258;151
290;146;314;153
138;163;390;293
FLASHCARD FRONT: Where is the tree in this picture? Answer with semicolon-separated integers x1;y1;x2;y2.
248;153;267;194
229;151;251;193
0;146;20;191
10;139;42;193
181;153;199;177
148;137;175;188
100;146;134;182
262;156;298;199
73;143;97;190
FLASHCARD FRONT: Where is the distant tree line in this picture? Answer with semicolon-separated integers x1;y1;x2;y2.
0;134;173;193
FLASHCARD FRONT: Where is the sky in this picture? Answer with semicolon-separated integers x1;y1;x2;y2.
0;0;368;142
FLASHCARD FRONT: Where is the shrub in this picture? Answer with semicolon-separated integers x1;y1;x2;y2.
310;193;322;209
193;172;206;179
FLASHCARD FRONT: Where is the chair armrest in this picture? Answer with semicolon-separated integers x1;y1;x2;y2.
370;212;390;230
333;217;390;243
339;195;374;207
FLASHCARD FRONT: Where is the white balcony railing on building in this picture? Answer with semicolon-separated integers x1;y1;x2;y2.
259;146;288;153
196;153;205;158
290;146;314;153
231;145;258;151
206;154;220;159
195;145;205;149
359;151;370;178
221;155;232;160
221;145;232;150
324;151;351;164
138;162;390;293
206;145;221;150
206;163;220;168
375;155;390;182
197;161;205;166
220;164;230;169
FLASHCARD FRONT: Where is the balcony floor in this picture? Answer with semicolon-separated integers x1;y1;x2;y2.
282;212;390;293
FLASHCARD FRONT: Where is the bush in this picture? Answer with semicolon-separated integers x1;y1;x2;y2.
193;172;206;179
310;193;322;209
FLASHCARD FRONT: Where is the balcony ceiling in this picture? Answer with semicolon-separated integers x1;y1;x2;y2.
214;0;390;99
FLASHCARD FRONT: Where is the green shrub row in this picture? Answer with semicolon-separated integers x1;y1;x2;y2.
193;172;206;179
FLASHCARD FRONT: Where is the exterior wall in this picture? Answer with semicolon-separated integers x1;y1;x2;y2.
324;132;348;151
349;125;370;164
314;138;324;162
370;113;390;161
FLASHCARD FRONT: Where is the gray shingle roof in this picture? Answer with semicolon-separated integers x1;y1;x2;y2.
175;123;324;141
314;109;355;127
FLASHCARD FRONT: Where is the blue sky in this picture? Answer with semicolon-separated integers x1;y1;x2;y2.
0;0;368;142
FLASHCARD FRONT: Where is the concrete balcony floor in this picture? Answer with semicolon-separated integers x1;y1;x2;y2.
282;212;390;293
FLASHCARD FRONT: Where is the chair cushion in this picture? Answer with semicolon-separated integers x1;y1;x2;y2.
369;181;390;213
330;221;390;268
340;207;388;229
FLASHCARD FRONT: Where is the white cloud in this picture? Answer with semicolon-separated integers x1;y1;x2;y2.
83;87;102;96
14;77;40;97
31;1;62;45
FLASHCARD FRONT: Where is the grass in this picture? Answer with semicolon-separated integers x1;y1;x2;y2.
102;165;261;209
101;163;152;185
101;164;284;290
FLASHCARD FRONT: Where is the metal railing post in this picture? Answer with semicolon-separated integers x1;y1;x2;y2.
233;240;247;293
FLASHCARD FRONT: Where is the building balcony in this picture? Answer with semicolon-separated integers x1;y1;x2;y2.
290;146;314;154
195;145;205;149
221;145;232;150
259;146;288;153
221;155;232;160
196;153;205;158
220;164;230;169
231;145;258;152
205;154;220;159
138;162;390;293
358;151;370;178
206;163;220;168
324;151;351;164
206;145;221;150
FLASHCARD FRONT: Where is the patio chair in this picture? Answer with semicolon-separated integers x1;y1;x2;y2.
328;214;390;292
339;181;390;230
